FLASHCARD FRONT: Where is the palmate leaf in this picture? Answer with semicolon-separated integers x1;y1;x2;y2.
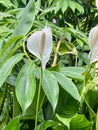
53;0;84;14
0;53;24;88
16;61;36;113
42;70;59;112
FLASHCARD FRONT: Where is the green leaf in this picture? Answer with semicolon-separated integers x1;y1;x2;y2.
59;42;78;56
4;117;20;130
21;0;27;5
70;114;93;130
13;0;36;36
0;0;14;8
96;111;98;130
0;53;24;88
61;0;68;13
52;71;80;101
56;114;71;129
56;114;93;130
36;120;57;130
16;62;36;113
42;70;59;112
0;35;23;63
57;88;79;117
60;67;85;81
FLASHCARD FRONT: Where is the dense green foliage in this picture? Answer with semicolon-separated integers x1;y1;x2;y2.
0;0;98;130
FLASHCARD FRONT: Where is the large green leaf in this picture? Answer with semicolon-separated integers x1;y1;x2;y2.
57;87;79;117
0;53;24;88
60;67;85;81
13;0;36;36
70;114;93;130
42;70;59;112
52;71;80;101
4;117;20;130
56;114;93;130
16;62;36;113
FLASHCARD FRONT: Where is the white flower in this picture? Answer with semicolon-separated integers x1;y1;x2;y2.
27;27;52;69
88;26;98;63
96;0;98;9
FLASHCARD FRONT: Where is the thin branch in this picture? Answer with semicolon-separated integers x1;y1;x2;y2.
52;38;63;66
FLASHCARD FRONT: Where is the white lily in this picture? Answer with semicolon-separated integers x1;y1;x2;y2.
27;27;52;69
88;26;98;63
96;0;98;9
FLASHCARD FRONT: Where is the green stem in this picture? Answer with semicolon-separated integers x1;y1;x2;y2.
22;37;32;61
35;66;43;130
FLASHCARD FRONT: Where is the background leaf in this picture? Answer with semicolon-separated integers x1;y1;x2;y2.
0;53;23;88
13;0;36;36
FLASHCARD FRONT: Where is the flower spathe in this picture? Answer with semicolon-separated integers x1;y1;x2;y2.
88;26;98;63
96;0;98;9
27;27;52;69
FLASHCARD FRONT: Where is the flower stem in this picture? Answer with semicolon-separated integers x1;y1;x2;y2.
35;66;43;130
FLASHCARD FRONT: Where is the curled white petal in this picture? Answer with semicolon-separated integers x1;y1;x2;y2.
27;31;42;60
41;27;52;69
90;41;98;63
96;0;98;9
88;26;98;49
27;27;52;69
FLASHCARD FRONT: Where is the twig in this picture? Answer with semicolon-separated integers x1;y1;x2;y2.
52;38;63;66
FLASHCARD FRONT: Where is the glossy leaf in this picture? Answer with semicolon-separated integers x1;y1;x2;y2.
36;120;57;130
60;67;85;81
52;71;80;101
16;62;36;113
56;114;71;129
13;0;36;36
42;70;59;112
70;114;93;130
0;53;23;88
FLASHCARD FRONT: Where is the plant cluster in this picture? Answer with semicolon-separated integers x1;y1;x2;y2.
0;0;98;130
